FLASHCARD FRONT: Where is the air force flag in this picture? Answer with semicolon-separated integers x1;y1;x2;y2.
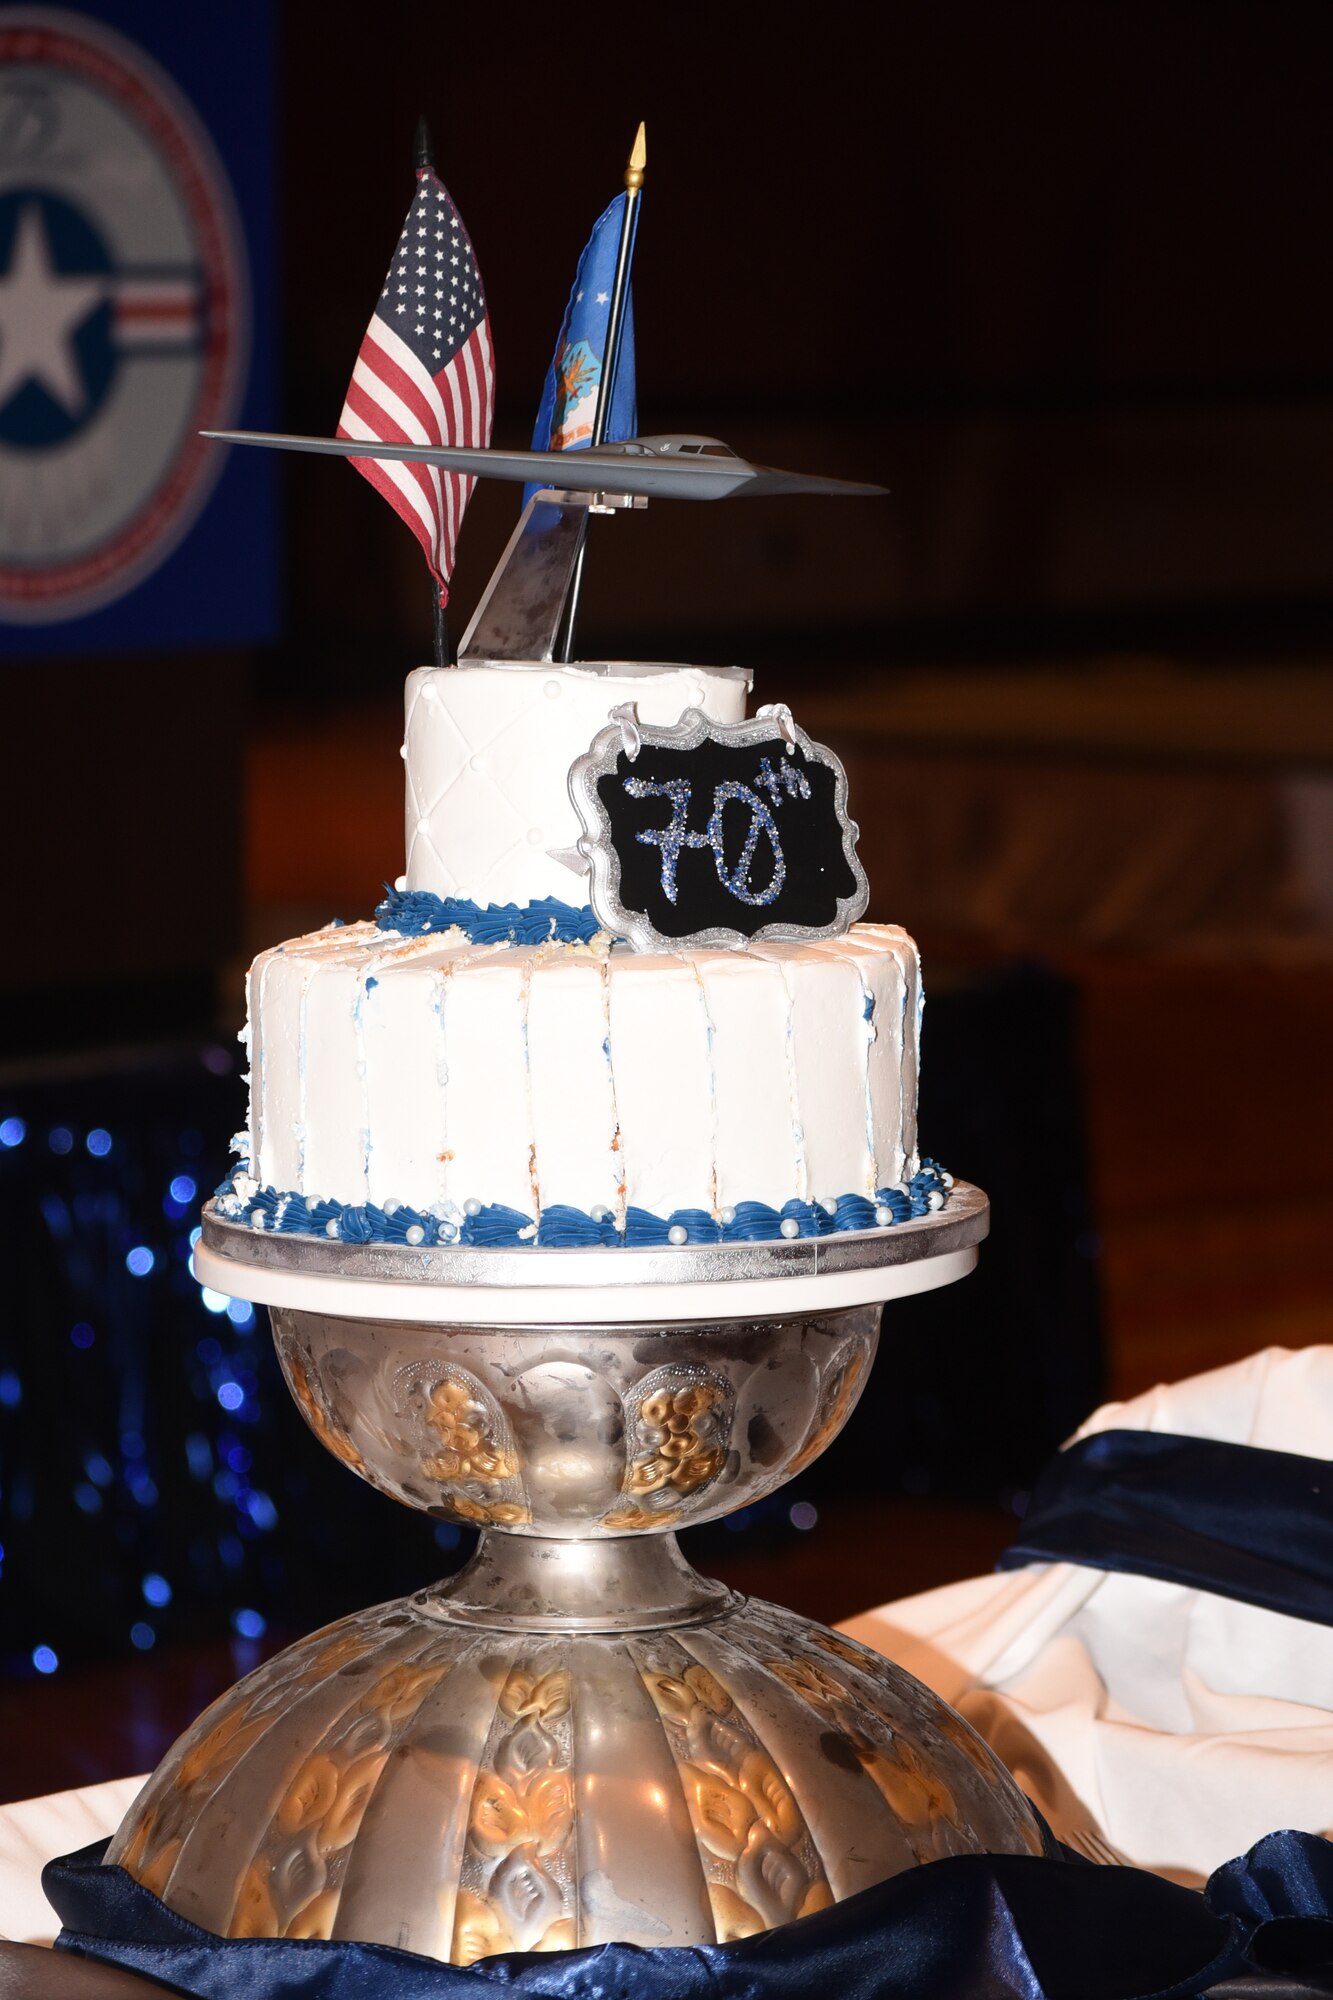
527;191;638;494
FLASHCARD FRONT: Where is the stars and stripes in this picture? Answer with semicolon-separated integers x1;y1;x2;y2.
337;164;494;604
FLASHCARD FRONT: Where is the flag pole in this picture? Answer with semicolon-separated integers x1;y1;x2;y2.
556;121;645;663
415;114;450;669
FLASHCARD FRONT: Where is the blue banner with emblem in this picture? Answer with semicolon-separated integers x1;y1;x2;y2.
0;0;274;653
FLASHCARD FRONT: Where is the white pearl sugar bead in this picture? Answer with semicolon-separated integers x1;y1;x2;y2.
779;1216;800;1239
382;1197;400;1215
398;743;407;759
249;1210;266;1230
394;874;408;891
440;1221;458;1242
874;1204;894;1227
544;679;561;699
325;1218;340;1237
405;1224;425;1245
667;1224;688;1245
589;1203;612;1223
819;1196;837;1215
928;1188;946;1210
941;1171;955;1188
720;1206;737;1225
463;1197;482;1217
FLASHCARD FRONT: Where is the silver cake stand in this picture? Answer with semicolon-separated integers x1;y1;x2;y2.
107;1185;1042;1964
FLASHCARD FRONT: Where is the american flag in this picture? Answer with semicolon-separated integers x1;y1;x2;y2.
337;164;494;604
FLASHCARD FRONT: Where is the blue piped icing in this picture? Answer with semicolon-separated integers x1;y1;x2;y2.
668;1208;723;1244
535;1205;620;1248
374;887;603;945
623;1206;671;1247
461;1202;534;1246
213;1162;953;1248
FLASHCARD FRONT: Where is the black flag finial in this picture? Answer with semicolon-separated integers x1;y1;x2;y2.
414;116;433;171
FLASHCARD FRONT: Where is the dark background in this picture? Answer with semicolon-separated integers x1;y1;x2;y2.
1;0;1331;1797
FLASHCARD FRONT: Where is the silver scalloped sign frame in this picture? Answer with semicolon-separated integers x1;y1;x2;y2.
568;706;870;952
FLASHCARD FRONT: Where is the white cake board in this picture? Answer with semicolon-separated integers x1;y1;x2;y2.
194;1182;988;1325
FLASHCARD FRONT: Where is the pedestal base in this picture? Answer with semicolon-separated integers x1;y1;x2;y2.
108;1535;1042;1965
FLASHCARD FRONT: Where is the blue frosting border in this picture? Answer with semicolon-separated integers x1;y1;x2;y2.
212;1164;953;1249
374;888;603;945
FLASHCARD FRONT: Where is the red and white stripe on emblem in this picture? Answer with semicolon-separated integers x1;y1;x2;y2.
112;278;200;348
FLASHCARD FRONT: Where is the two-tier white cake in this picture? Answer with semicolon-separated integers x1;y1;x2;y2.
223;659;938;1248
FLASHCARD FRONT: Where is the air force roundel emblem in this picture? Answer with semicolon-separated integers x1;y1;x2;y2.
0;10;249;622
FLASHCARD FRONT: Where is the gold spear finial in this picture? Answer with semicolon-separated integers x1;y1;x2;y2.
626;121;646;192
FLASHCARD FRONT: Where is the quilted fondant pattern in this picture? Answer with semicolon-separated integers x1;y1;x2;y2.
402;665;749;906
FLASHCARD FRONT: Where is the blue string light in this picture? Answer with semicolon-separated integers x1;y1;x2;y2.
0;1056;476;1682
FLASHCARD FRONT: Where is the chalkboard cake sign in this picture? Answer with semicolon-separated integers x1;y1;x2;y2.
568;704;869;951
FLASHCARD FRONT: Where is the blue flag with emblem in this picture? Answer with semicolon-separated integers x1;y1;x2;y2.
524;192;638;507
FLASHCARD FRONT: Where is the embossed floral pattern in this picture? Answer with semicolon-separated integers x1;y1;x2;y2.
753;1619;1045;1865
786;1345;865;1475
636;1644;830;1939
450;1656;577;1961
604;1366;733;1529
423;1374;518;1484
282;1345;366;1471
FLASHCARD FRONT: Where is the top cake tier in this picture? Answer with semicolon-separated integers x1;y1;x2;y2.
404;661;751;906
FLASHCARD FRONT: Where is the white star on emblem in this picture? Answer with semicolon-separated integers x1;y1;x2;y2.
0;203;106;416
596;290;609;304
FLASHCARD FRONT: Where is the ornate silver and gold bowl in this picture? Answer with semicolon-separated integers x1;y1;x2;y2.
108;1185;1041;1961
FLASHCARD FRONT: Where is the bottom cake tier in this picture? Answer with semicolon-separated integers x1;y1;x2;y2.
238;919;925;1235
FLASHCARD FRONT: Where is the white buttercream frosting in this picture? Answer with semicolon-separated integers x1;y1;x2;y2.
403;661;751;905
245;921;921;1222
